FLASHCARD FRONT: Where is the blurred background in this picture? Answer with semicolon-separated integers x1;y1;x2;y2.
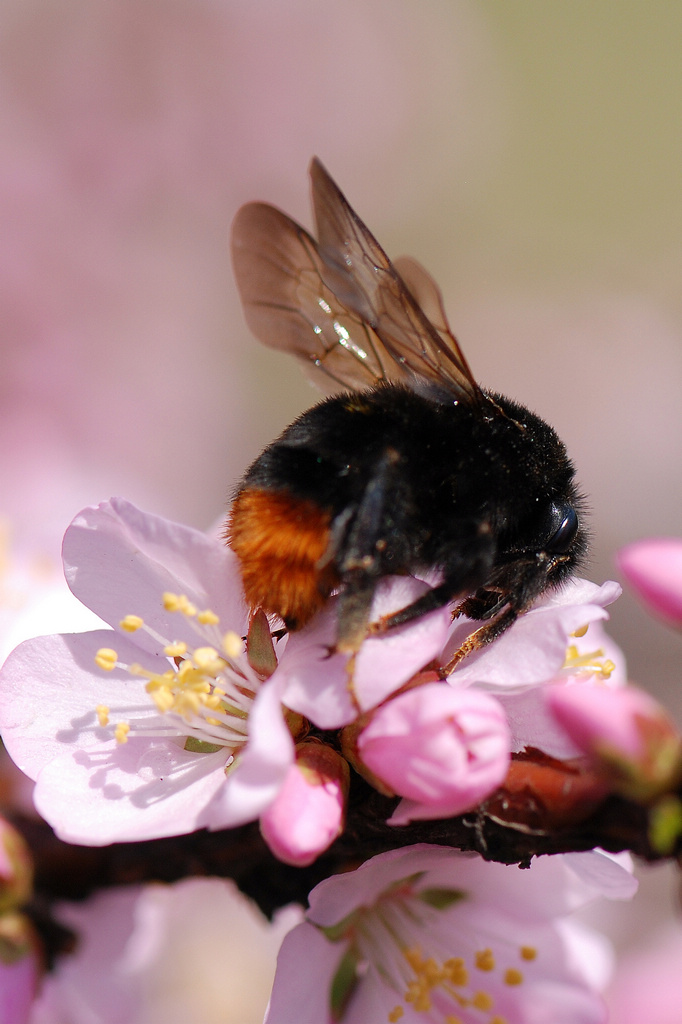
1;1;681;1015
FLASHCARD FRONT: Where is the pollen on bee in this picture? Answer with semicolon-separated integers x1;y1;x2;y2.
226;488;339;628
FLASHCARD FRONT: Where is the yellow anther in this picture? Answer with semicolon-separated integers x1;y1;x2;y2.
164;641;188;658
222;631;244;660
163;593;196;616
490;1017;509;1024
95;648;118;671
422;957;440;983
404;947;424;971
197;609;220;625
520;946;537;961
474;948;495;972
148;686;175;713
413;993;431;1013
504;968;523;986
388;1007;404;1022
114;722;130;744
443;958;468;986
174;691;201;717
471;991;493;1011
563;644;614;680
96;705;110;727
572;624;589;638
119;614;143;632
445;1016;463;1024
192;647;225;673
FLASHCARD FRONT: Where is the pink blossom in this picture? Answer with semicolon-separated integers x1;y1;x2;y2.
356;683;511;824
0;948;39;1024
547;682;682;799
0;499;296;844
617;537;682;628
443;578;623;691
266;844;634;1024
607;924;682;1024
442;578;626;762
29;878;301;1024
260;742;350;867
271;576;453;728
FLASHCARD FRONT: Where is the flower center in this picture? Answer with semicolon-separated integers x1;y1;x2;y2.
563;639;615;680
94;592;260;756
323;874;536;1024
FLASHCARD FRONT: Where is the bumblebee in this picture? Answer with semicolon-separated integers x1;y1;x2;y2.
227;160;586;662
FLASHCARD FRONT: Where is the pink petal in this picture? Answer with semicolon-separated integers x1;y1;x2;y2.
0;630;166;781
202;677;294;828
445;579;622;691
274;576;451;728
617;538;682;627
33;739;232;845
62;498;247;656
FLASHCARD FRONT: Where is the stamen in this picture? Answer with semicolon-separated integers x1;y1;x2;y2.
475;948;495;971
162;592;197;616
95;648;118;671
563;643;615;679
223;631;244;659
164;641;188;658
334;875;534;1024
114;722;130;744
120;615;144;632
197;609;220;625
90;592;271;757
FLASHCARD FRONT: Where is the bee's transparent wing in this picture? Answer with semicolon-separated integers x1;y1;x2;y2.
231;158;482;401
310;158;482;403
231;202;407;394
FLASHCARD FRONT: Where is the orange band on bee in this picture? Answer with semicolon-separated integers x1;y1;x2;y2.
227;488;339;628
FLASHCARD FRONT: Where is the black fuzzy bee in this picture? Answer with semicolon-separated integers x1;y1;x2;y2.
227;159;586;665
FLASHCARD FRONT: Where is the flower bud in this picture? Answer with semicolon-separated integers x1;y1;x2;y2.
260;741;350;866
0;819;32;916
0;915;40;1024
618;538;682;629
356;682;511;824
546;682;682;801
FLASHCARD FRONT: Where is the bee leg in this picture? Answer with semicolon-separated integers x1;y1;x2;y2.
335;575;380;655
333;448;401;655
368;579;460;636
368;531;496;637
438;604;519;677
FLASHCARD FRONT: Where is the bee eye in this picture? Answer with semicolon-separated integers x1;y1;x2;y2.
545;503;579;554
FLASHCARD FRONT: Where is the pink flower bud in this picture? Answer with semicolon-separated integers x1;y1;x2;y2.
260;742;350;867
546;683;682;800
0;818;32;915
357;682;511;824
617;538;682;628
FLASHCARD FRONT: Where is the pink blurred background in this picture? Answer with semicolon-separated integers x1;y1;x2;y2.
2;2;682;1013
